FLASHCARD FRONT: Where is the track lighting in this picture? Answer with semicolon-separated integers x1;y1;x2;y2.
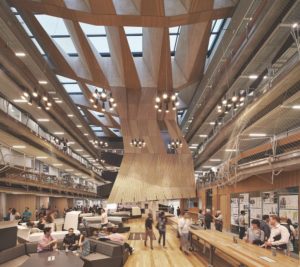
168;138;183;151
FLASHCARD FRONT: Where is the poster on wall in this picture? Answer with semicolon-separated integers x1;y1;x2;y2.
279;209;298;224
250;197;262;209
262;191;277;204
239;193;249;210
263;203;278;215
231;197;239;226
250;208;262;220
279;195;298;209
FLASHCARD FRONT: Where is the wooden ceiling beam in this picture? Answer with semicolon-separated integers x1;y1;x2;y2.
88;0;115;14
10;0;234;27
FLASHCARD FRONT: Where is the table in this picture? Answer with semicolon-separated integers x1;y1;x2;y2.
20;251;84;267
190;229;299;267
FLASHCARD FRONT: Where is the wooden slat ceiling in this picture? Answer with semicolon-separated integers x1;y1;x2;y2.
6;0;236;202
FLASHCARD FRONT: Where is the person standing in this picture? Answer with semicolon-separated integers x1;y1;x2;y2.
158;212;167;247
78;235;90;257
214;210;223;232
144;213;154;249
264;215;289;250
100;208;108;226
176;206;181;217
178;213;191;255
198;209;205;227
238;210;246;239
260;215;271;240
204;209;213;230
280;217;296;255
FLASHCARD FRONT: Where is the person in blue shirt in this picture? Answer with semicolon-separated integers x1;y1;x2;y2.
22;207;32;222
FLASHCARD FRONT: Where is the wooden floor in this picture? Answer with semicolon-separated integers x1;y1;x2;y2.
124;218;205;267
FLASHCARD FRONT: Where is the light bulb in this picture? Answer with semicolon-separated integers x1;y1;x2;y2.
162;93;168;99
155;97;161;103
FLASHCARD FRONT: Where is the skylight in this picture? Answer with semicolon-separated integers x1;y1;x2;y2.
15;15;33;37
207;19;228;57
88;37;110;53
79;23;106;35
62;84;82;94
124;27;143;55
169;26;181;55
35;15;69;36
53;37;77;54
56;75;77;83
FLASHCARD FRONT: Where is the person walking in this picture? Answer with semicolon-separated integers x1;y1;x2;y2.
204;209;213;230
239;210;246;239
144;213;154;249
214;210;223;232
178;213;191;255
176;206;181;217
158;211;167;247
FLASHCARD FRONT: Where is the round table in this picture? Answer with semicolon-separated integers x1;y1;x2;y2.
20;251;84;267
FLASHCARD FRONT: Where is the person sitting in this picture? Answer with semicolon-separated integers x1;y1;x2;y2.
37;227;57;252
78;234;90;257
10;208;21;221
63;228;79;251
264;215;290;251
244;219;264;245
4;208;12;221
37;216;46;231
105;228;134;255
100;208;108;226
22;207;32;222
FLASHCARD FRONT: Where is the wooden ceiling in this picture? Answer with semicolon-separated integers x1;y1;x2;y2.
7;0;236;202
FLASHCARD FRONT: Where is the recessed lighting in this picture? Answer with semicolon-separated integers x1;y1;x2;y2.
48;91;56;94
55;100;63;103
38;80;48;84
209;122;215;125
54;132;64;135
75;149;83;152
249;133;267;137
199;135;208;138
77;125;82;128
84;133;89;136
249;75;258;79
209;159;222;162
15;52;26;57
225;149;237;152
12;145;26;149
65;169;74;172
36;156;48;159
67;114;74;117
37;118;50;122
292;23;298;28
202;166;213;168
13;99;27;103
189;146;197;149
53;163;63;166
292;105;300;109
68;141;75;145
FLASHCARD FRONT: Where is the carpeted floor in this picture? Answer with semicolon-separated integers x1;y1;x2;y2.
128;232;156;240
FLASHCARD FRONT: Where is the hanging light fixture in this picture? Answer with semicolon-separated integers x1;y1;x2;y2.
168;138;183;151
130;138;146;148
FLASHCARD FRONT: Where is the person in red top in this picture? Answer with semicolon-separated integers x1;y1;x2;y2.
37;227;57;252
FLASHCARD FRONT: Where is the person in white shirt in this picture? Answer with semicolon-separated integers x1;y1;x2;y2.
238;210;246;239
265;215;289;250
178;213;191;254
100;208;108;226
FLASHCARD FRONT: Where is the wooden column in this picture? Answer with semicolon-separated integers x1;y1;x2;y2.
6;194;36;219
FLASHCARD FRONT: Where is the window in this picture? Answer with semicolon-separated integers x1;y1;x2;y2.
35;15;69;36
124;27;143;56
207;19;228;57
63;84;82;94
169;26;181;55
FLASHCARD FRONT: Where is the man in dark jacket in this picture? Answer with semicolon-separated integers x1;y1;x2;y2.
260;215;271;240
204;209;213;230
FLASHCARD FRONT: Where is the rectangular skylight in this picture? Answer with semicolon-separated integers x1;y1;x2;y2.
56;75;76;83
53;37;77;54
35;15;69;36
126;35;142;53
31;38;45;55
63;84;82;93
169;26;180;34
169;26;181;53
124;27;143;34
79;23;106;35
15;15;33;37
88;37;110;53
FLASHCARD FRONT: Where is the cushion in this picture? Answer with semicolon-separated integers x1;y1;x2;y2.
0;244;26;264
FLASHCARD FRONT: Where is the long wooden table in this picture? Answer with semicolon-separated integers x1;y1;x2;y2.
190;229;299;267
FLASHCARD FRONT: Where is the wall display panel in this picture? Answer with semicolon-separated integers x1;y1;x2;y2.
230;197;239;226
250;196;262;220
279;194;298;223
262;191;277;204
